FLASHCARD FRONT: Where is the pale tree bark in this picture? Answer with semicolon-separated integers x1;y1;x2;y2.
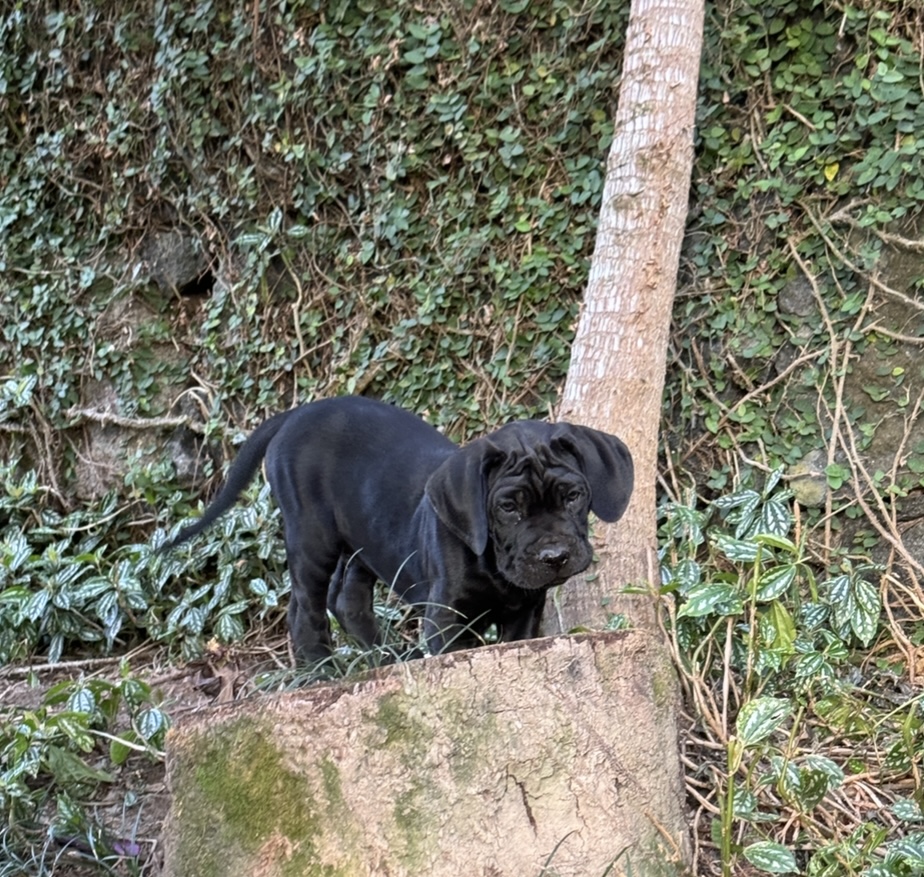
548;0;705;634
164;633;689;877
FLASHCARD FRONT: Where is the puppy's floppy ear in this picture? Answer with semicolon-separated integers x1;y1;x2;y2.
552;424;634;522
425;438;506;555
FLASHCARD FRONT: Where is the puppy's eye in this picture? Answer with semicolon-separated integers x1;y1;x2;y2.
566;489;584;505
497;499;519;514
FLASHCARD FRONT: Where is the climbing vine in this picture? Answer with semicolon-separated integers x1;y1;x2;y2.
2;0;924;873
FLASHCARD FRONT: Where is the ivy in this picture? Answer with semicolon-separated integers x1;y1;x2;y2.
3;0;924;872
0;0;629;454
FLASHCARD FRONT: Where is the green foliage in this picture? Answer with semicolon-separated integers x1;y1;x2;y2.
662;474;922;876
0;463;287;663
0;672;167;872
0;0;627;448
665;472;884;696
670;0;924;489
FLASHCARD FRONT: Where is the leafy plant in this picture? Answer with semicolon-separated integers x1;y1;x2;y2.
0;459;290;663
661;472;924;875
0;672;168;871
1;0;924;873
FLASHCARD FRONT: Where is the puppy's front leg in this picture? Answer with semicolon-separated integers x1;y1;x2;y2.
498;596;545;642
422;596;484;655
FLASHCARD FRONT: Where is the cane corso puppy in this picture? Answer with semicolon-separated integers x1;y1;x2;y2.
164;396;633;662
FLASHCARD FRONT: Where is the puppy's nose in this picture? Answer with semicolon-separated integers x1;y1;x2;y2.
538;546;570;569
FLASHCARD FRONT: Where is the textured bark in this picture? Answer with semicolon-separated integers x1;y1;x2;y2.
163;632;688;877
548;0;705;633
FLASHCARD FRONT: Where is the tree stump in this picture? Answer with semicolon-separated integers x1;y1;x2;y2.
162;631;689;877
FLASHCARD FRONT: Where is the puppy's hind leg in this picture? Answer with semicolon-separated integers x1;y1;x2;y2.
328;554;379;648
285;535;342;665
268;457;343;667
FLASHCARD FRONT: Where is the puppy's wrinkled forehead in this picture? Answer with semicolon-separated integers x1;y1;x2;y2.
497;443;570;477
490;432;585;494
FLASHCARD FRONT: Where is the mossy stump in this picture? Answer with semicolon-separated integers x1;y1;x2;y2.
162;630;689;877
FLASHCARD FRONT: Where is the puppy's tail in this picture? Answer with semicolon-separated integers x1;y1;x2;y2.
160;409;294;551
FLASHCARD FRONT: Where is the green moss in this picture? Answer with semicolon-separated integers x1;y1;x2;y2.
443;696;497;784
170;718;347;877
391;776;440;872
195;726;309;841
370;693;446;871
374;692;427;749
649;647;680;713
318;755;363;862
319;756;345;813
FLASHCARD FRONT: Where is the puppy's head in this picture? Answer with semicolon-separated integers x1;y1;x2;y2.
425;421;633;590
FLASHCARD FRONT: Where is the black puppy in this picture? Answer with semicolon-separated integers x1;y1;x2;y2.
164;396;633;662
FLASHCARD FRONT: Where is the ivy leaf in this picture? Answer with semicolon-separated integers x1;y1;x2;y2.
3;532;32;571
234;231;269;250
403;48;427;64
764;600;796;652
887;837;924;868
677;583;743;618
779;767;829;811
799;602;828;629
183;606;208;635
136;707;169;743
891;798;924;822
66;687;96;716
674;558;702;592
742;841;798;874
764;468;784;494
793;651;828;682
109;732;136;766
70;577;112;603
45;746;114;785
47;633;65;665
215;611;245;643
753;533;797;553
850;577;880;645
756;565;796;602
736;697;791;747
56;713;94;752
827;573;881;646
734;493;761;538
23;589;50;623
712;487;759;512
733;788;758;819
104;612;123;650
758;497;792;537
801;754;844;788
713;533;759;563
825;463;850;489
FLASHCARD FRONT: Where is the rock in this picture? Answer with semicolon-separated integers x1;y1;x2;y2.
788;449;829;508
778;274;816;318
142;229;212;297
71;293;197;499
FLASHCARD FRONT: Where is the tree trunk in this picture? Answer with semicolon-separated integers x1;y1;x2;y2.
163;632;689;877
547;0;705;634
